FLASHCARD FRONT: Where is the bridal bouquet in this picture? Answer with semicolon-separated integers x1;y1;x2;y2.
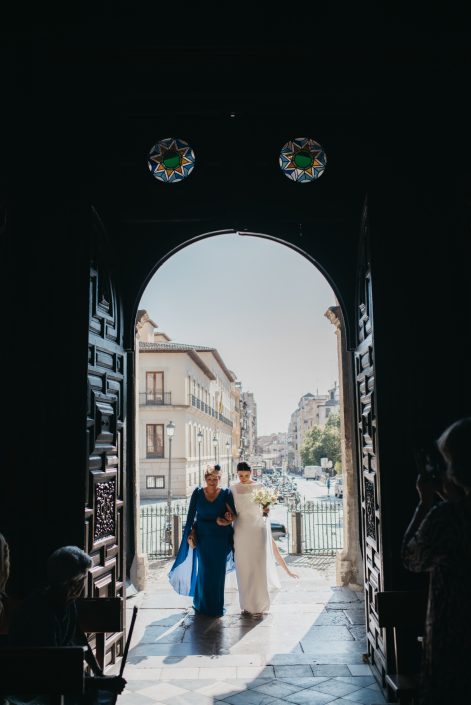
251;487;279;509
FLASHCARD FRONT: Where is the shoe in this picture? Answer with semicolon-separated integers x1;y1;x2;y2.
251;612;263;619
241;609;251;617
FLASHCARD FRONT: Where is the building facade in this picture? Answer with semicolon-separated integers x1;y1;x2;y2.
137;312;236;499
258;432;288;469
240;391;257;464
287;384;340;469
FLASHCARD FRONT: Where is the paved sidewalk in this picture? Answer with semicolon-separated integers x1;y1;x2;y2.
119;557;385;705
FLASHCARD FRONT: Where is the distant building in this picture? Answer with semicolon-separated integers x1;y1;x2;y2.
258;432;288;468
136;312;236;499
240;391;257;464
230;375;241;482
287;384;340;469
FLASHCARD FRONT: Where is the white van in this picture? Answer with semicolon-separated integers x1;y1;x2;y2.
303;465;322;479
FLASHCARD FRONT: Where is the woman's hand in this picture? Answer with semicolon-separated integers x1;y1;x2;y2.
439;476;464;502
262;505;270;516
287;569;299;579
187;529;196;548
224;503;235;522
216;517;231;526
416;473;441;508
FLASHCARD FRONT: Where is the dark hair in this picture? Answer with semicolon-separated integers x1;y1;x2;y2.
237;462;251;472
214;464;221;471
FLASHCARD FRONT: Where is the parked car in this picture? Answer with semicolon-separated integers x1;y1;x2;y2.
270;522;287;540
334;477;343;499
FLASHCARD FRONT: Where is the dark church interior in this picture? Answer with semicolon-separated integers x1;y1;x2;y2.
1;9;470;704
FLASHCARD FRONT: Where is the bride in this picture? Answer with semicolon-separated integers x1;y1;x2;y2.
218;461;297;617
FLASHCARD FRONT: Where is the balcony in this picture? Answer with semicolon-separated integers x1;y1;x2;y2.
140;392;172;406
188;394;233;427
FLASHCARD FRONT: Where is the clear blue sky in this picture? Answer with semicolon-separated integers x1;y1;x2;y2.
139;233;339;435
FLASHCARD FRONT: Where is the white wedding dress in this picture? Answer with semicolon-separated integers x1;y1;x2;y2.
231;482;281;614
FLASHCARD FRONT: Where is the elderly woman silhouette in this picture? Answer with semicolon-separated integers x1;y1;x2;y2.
402;417;471;705
8;545;126;704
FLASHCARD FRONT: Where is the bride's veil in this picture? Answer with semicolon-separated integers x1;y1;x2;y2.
266;517;282;591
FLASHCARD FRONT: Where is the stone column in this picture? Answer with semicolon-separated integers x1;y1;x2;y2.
131;321;149;590
325;306;363;589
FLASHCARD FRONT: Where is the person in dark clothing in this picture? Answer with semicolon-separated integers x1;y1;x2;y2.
0;532;10;634
7;545;126;705
402;418;471;705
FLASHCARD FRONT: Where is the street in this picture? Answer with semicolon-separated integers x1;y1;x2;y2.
268;475;338;554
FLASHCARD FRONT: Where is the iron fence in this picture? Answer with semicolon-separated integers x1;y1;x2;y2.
288;499;343;555
140;502;189;558
141;498;343;559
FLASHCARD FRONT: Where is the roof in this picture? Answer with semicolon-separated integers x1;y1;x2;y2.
143;342;214;352
197;347;236;382
139;342;216;380
139;342;235;382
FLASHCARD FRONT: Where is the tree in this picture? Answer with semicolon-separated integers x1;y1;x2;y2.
300;426;323;466
300;416;341;468
326;411;340;430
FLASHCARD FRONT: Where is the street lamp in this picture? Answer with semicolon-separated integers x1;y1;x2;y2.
166;421;175;514
197;429;203;486
212;434;218;464
225;439;231;486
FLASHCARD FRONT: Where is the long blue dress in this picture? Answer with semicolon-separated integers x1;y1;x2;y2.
169;487;236;617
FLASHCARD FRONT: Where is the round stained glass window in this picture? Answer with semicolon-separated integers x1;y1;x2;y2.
148;137;196;183
279;137;327;183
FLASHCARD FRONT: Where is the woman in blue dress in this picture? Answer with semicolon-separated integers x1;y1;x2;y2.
169;466;236;617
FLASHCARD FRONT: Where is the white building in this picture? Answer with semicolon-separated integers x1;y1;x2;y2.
287;384;340;469
136;312;236;500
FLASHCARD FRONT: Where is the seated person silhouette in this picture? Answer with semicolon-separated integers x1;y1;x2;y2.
7;545;126;705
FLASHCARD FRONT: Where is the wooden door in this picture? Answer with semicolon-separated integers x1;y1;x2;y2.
354;203;386;679
86;251;126;669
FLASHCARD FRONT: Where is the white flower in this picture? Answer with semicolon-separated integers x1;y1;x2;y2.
251;487;279;507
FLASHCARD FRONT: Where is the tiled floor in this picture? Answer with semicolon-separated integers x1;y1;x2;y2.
118;557;385;705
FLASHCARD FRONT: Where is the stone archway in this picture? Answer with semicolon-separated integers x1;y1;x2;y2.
131;230;362;593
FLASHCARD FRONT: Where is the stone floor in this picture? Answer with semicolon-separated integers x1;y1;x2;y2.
118;556;385;705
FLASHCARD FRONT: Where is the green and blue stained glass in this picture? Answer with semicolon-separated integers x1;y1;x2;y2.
279;137;327;183
148;137;195;183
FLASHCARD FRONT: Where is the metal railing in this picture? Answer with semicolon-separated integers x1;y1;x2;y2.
188;394;233;427
141;498;343;559
140;392;172;406
140;502;189;558
288;499;343;555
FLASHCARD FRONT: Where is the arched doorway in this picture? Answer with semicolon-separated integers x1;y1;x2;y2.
132;229;362;593
87;214;384;680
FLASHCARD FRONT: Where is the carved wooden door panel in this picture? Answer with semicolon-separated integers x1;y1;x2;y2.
86;256;126;669
354;206;386;680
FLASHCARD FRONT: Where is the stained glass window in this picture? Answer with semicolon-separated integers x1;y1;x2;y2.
279;137;327;183
148;137;196;183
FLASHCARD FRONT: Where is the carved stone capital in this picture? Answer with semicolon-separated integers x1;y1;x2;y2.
325;305;342;330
